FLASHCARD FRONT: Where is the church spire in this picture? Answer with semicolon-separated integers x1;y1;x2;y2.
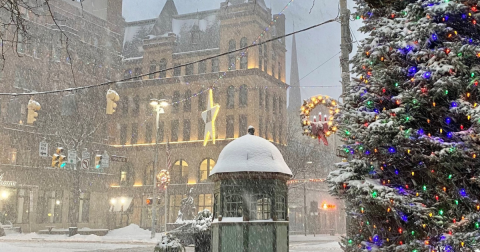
151;0;178;36
288;30;301;113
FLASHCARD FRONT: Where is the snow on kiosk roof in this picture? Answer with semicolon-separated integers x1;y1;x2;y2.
209;133;292;177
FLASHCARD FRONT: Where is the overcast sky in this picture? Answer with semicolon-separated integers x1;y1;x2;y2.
122;0;367;102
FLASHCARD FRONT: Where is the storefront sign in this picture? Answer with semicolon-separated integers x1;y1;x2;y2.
0;173;17;187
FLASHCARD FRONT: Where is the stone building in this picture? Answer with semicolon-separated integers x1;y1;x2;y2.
107;0;288;231
0;0;124;232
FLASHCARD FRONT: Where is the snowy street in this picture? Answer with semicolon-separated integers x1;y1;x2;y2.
1;234;342;252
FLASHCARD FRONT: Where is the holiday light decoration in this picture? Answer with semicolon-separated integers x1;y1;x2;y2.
156;169;170;190
327;0;480;251
299;95;340;145
201;89;220;146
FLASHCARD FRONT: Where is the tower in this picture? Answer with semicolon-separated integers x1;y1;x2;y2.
151;0;178;36
287;32;301;114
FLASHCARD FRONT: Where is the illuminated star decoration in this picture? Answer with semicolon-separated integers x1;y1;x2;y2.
202;89;220;146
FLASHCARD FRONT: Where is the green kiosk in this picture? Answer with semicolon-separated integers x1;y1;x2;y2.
210;126;292;252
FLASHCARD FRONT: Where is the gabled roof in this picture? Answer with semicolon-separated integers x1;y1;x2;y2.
151;0;178;36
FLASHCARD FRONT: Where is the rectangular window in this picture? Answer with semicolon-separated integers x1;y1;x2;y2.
258;40;262;70
279;124;283;144
226;115;234;138
121;98;128;115
198;118;205;141
47;191;63;223
240;54;248;69
211;58;219;72
173;63;181;76
121;171;127;182
172;91;180;110
278;62;281;80
185;64;193;75
145;122;153;143
275;196;285;220
131;123;138;144
197;194;213;212
171;120;179;142
265;92;269;111
134;67;142;80
259;90;263;108
198;61;206;74
239;115;247;136
149;64;156;79
120;124;127;145
273;124;277;142
272;63;275;78
263;44;268;72
183;119;191;141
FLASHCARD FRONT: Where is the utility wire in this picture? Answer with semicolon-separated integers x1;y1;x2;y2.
0;18;338;97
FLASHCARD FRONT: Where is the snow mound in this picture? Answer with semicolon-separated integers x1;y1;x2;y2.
210;134;292;176
106;224;150;238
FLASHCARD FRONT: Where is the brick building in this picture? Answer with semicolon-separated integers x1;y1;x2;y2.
107;0;288;231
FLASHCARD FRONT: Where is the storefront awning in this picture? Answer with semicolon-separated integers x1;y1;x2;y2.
109;197;133;212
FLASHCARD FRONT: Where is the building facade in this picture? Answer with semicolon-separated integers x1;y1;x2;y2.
0;0;124;232
107;0;288;231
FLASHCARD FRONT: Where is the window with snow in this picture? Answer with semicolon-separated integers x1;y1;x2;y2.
184;90;192;112
159;59;167;78
172;160;188;184
239;84;248;107
185;64;193;75
228;39;236;70
227;85;235;109
183;119;191;141
250;196;271;220
149;61;156;79
225;194;243;217
173;63;181;76
275;195;285;220
240;37;248;69
198;60;206;74
171;119;179;142
211;58;219;72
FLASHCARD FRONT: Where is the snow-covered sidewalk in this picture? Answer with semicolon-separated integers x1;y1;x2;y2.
290;234;342;252
0;224;164;244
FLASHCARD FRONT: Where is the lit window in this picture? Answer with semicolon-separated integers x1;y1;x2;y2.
172;160;188;183
121;171;127;182
199;159;215;182
276;195;285;220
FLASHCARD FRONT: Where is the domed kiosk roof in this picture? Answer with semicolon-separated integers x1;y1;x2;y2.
210;132;292;176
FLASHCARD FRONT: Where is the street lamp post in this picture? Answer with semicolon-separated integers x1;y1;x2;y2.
150;99;168;239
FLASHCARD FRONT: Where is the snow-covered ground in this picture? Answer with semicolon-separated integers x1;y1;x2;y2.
0;224;342;251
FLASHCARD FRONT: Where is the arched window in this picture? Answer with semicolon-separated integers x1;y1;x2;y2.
240;37;248;69
172;160;188;184
239;84;248;107
149;60;156;79
146;93;154;117
184;89;191;112
228;39;236;70
275;195;286;220
258;89;263;108
199;159;215;182
225;194;243;217
159;58;167;78
227;85;235;109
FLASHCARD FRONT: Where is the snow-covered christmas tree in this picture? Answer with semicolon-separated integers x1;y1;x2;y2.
328;0;480;251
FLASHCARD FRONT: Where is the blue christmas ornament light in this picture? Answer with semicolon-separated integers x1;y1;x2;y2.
418;128;424;135
408;66;417;76
447;132;453;138
431;33;438;41
451;101;457;108
395;169;399;175
445;117;451;124
460;188;467;197
389;147;396;153
365;150;371;155
423;71;431;79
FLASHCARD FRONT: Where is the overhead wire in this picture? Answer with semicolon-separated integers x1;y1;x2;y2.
0;20;338;97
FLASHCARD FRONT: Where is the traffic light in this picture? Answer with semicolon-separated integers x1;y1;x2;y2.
106;89;120;115
27;98;41;124
52;148;65;168
95;154;102;169
146;198;152;205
